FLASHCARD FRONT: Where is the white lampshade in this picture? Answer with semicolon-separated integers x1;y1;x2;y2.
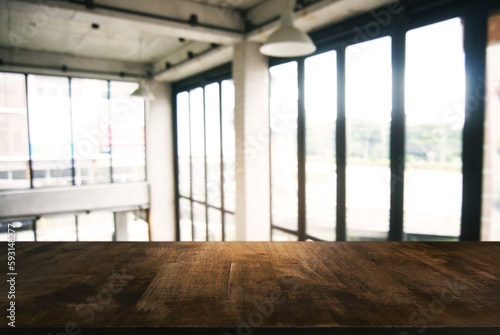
260;9;316;58
131;81;155;101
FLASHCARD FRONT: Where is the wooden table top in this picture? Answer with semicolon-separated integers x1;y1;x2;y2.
1;242;500;335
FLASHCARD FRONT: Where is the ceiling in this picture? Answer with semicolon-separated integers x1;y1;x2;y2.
0;0;396;81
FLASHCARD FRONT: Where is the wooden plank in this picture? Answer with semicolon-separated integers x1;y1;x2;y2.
0;242;499;334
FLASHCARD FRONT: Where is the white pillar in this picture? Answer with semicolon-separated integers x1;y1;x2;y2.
146;82;176;241
233;41;271;241
114;212;131;241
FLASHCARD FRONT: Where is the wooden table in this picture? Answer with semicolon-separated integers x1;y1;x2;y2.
1;242;500;335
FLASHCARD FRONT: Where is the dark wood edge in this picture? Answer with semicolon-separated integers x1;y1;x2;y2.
3;327;500;335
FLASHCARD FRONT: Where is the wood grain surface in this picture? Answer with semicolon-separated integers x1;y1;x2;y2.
1;242;500;335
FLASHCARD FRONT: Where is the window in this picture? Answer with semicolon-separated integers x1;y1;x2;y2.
71;78;111;185
28;75;73;187
272;229;299;241
0;72;146;189
190;87;206;205
175;73;235;241
0;73;29;189
221;80;236;220
305;51;337;241
114;210;150;241
268;47;392;241
482;11;500;241
36;214;78;241
110;81;146;183
77;211;115;241
269;52;339;241
346;37;392;241
268;10;488;241
0;219;35;241
404;19;465;241
0;210;149;242
270;61;299;236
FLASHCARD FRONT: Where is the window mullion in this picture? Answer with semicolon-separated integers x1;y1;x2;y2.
188;91;195;241
68;78;76;186
173;90;181;241
108;81;114;183
219;82;226;241
25;74;34;189
336;47;347;241
389;29;406;241
297;59;306;242
461;6;488;241
202;87;209;241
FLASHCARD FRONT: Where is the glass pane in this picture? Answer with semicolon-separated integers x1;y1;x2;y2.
272;229;298;241
113;211;149;241
346;37;392;241
221;80;236;212
208;207;222;241
110;81;145;183
224;213;236;241
177;92;191;198
0;220;35;241
71;78;111;185
482;11;500;241
205;83;222;208
193;202;207;241
190;88;206;202
180;198;193;241
270;61;298;231
305;51;337;241
77;212;114;241
28;75;72;187
36;215;77;241
404;18;464;241
0;73;30;190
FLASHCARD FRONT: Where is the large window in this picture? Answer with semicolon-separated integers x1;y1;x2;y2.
28;75;73;187
482;10;500;241
175;75;235;242
268;4;494;241
0;72;146;190
0;73;29;189
346;37;392;241
270;62;298;237
305;51;337;241
404;19;465;241
269;51;339;241
110;82;146;183
71;78;111;185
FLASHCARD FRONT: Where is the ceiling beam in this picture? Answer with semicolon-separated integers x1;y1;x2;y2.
0;47;145;80
152;41;214;74
8;0;245;45
153;45;233;83
95;0;245;32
